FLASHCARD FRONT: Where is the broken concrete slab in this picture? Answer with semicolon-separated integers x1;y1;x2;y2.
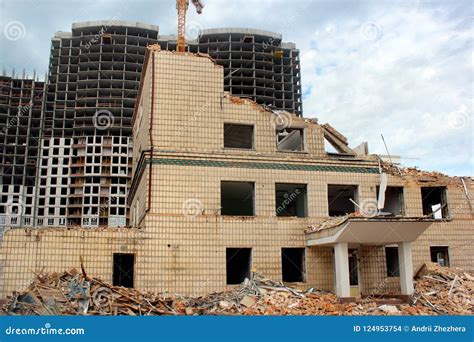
240;295;257;308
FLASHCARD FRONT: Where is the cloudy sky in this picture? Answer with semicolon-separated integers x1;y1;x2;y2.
0;0;472;176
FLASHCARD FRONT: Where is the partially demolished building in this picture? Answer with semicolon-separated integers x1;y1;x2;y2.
0;47;471;300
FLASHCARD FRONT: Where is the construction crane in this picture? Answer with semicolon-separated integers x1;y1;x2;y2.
176;0;204;53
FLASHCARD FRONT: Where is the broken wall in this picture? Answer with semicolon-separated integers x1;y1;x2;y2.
133;51;326;160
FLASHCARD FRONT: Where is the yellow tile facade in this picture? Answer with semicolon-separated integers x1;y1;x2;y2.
0;50;472;298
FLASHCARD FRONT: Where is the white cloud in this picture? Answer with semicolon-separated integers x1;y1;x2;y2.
301;5;473;176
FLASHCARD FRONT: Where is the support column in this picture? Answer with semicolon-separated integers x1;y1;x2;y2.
334;242;350;298
398;242;414;296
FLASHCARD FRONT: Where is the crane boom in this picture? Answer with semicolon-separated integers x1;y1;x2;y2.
176;0;204;53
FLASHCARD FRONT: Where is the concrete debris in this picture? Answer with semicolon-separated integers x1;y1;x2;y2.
228;95;246;105
147;44;161;52
4;267;473;316
321;123;355;155
321;123;349;145
305;214;353;233
194;52;215;63
413;262;473;315
378;305;399;314
464;272;474;281
240;295;256;308
219;300;231;308
305;212;369;233
380;160;470;187
353;141;369;156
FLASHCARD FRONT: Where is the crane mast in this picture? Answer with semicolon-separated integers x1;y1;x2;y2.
176;0;203;53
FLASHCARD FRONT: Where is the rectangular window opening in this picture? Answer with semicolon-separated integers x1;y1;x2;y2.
242;35;254;43
103;33;112;44
275;183;307;217
281;248;305;282
226;248;251;285
378;186;404;216
385;246;400;277
430;246;450;267
421;187;448;219
113;253;135;288
223;123;254;149
221;181;255;216
276;128;304;151
327;184;358;217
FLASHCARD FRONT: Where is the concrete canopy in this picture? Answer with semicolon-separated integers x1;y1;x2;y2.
306;219;434;246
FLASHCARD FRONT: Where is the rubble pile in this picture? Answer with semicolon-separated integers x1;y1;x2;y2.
305;212;363;234
5;269;175;315
4;265;473;316
379;160;470;187
175;274;353;315
412;262;473;315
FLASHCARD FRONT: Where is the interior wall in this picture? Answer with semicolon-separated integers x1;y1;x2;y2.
381;187;404;215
